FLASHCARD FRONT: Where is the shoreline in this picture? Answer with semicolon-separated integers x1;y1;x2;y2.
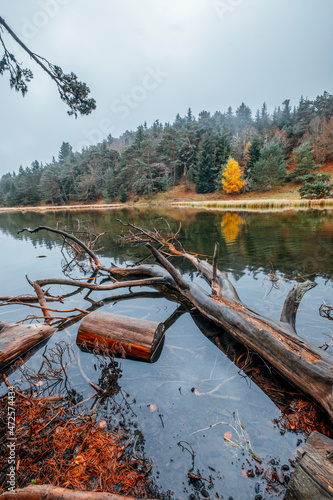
1;197;333;213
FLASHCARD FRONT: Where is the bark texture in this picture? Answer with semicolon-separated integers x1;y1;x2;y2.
285;431;333;499
77;311;165;362
0;322;56;371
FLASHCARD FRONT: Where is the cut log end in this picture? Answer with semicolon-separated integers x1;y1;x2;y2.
77;311;165;362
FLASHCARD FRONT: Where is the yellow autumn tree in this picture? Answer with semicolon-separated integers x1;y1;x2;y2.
222;157;247;194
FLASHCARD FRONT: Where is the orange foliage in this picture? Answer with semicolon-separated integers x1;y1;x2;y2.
274;399;332;438
312;117;333;162
0;395;151;495
273;128;288;146
303;117;333;162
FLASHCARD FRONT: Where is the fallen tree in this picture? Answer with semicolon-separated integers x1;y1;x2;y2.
0;322;56;372
14;224;333;421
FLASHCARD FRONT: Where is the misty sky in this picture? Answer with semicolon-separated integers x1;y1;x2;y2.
0;0;332;177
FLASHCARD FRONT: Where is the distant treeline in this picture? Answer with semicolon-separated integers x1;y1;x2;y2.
1;91;333;206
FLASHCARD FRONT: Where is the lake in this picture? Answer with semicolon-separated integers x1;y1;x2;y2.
1;207;333;499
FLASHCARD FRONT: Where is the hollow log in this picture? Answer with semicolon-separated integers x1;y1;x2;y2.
285;431;333;499
0;484;149;500
0;322;56;371
77;311;165;362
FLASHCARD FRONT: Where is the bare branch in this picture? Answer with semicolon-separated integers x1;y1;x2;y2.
280;280;317;330
18;226;102;268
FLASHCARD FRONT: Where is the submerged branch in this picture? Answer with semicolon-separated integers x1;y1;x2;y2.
280;280;317;330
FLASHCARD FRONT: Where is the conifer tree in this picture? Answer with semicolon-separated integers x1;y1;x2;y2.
0;16;96;116
251;138;286;190
195;133;218;193
216;125;232;166
222;158;246;194
289;142;331;198
288;142;321;181
245;135;261;177
58;142;72;163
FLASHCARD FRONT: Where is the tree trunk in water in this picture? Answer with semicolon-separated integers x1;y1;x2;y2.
77;311;165;362
285;431;333;499
0;322;56;371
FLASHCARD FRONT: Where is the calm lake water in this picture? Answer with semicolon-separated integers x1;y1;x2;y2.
1;207;333;499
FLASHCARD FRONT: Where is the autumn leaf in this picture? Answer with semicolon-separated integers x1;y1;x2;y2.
224;431;232;440
149;404;157;412
241;468;248;478
224;431;238;447
98;420;107;429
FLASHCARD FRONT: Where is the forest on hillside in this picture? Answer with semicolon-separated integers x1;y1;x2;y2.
1;91;333;206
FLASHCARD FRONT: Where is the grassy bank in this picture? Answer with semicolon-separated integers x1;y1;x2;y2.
1;184;333;212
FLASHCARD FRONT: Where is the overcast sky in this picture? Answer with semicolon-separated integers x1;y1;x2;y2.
0;0;332;176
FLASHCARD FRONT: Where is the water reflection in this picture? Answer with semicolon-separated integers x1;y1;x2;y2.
221;212;245;245
1;207;332;279
0;207;333;498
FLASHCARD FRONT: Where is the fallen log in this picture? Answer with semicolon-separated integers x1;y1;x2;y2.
0;484;148;500
144;244;333;420
77;311;165;362
285;431;333;499
18;224;333;420
0;321;56;371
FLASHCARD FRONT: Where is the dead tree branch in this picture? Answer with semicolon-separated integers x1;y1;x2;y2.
7;224;333;420
18;226;103;268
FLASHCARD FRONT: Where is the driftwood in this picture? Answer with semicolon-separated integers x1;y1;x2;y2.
0;484;147;500
285;431;333;499
18;224;333;420
0;295;61;303
77;311;165;362
0;321;56;371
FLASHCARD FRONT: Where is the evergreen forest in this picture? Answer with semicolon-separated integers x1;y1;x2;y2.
1;91;333;206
